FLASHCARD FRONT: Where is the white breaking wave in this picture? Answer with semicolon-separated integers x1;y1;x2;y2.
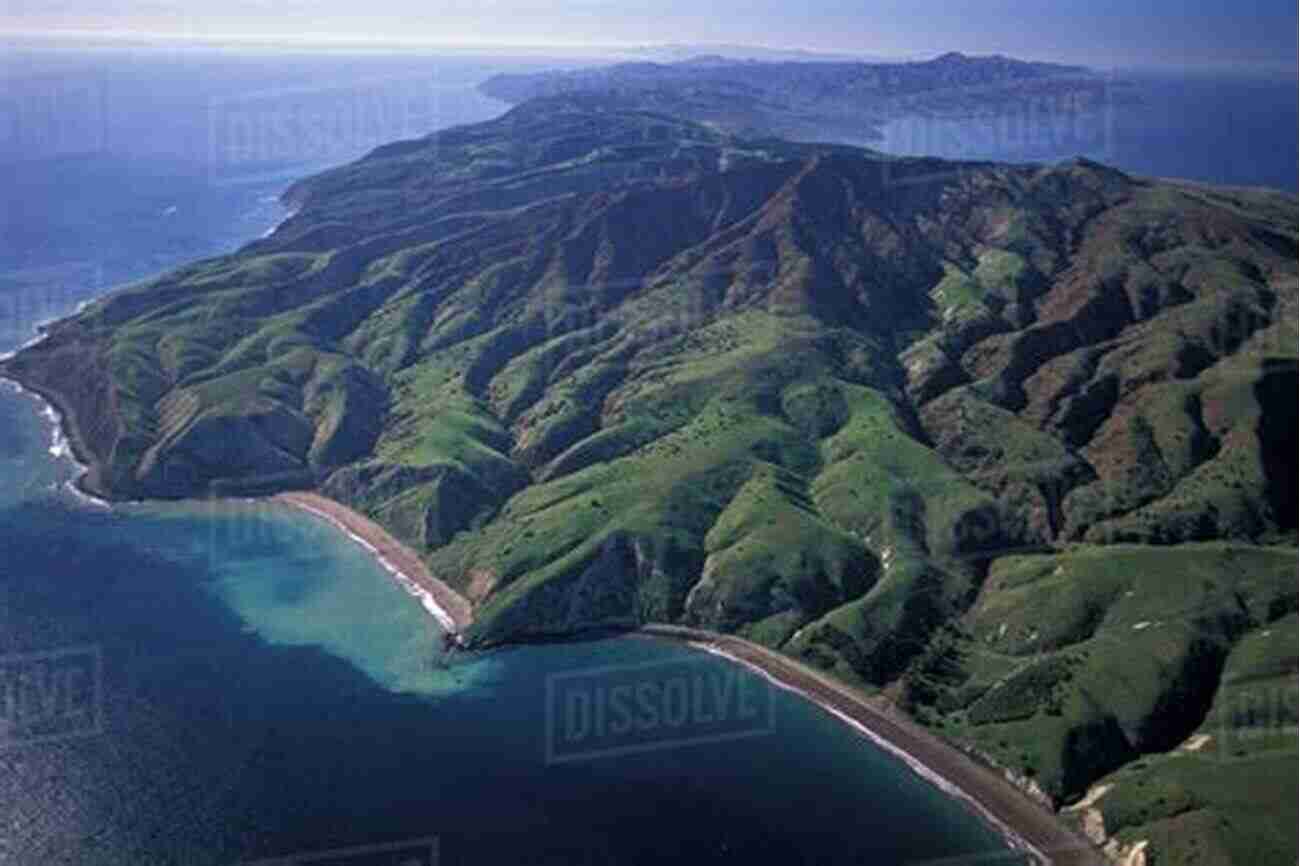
0;327;52;362
0;373;107;509
288;499;459;634
0;297;115;508
260;206;301;239
0;300;94;361
63;479;111;509
42;402;70;459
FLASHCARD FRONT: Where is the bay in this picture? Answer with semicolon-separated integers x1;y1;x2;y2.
0;47;1018;866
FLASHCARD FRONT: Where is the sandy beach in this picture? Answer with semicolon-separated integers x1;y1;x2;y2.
0;352;1105;864
261;491;1108;864
274;491;474;635
641;624;1109;866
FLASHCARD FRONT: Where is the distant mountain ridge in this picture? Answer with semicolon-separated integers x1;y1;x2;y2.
3;91;1295;865
625;43;896;63
479;52;1106;145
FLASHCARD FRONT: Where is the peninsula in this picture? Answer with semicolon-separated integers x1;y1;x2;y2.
3;67;1295;864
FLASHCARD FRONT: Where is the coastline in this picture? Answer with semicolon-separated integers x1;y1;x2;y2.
7;353;1108;865
640;624;1109;866
1;342;476;633
5;339;1103;864
273;491;474;636
0;350;112;510
0;379;109;508
259;205;301;239
242;483;1106;864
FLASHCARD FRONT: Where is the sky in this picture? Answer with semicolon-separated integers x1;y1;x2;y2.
2;0;1297;70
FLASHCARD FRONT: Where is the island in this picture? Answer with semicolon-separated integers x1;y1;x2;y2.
478;51;1118;148
2;64;1295;865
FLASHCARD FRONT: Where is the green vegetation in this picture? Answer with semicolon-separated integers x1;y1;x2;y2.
2;94;1295;865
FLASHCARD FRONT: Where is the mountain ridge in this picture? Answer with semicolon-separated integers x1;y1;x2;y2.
478;52;1110;146
2;95;1295;864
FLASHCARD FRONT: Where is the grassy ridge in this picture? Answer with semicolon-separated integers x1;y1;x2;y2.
2;95;1295;864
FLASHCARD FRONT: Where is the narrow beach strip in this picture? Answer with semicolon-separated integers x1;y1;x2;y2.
267;489;1082;866
274;491;473;635
641;624;1108;866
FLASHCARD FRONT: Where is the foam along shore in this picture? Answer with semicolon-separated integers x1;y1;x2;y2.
0;300;117;510
0;330;52;363
273;491;473;636
639;624;1110;866
5;326;499;634
0;300;94;363
259;205;300;239
0;373;110;510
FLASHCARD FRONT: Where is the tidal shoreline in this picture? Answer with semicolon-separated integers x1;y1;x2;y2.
640;624;1109;866
273;491;474;635
0;366;111;509
3;352;1103;865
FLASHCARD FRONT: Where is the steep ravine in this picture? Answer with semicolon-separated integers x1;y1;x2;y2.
2;96;1295;865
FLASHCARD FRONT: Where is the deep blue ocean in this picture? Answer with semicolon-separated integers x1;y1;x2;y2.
878;67;1297;193
1;45;1293;866
0;45;1026;866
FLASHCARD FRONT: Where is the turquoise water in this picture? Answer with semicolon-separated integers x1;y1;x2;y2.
0;49;1024;866
154;498;499;697
0;359;1021;866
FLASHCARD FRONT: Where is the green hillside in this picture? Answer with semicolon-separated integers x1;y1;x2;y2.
4;92;1295;864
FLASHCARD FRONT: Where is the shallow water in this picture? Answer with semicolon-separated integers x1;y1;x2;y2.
0;50;1023;866
0;469;1019;865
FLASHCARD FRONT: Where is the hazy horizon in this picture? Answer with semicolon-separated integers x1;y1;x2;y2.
2;0;1296;72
